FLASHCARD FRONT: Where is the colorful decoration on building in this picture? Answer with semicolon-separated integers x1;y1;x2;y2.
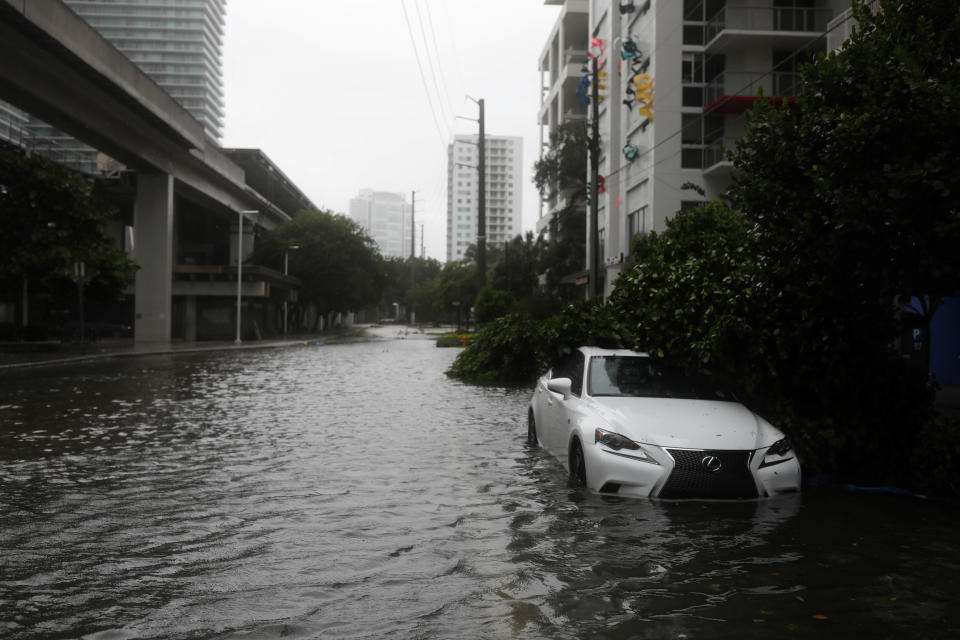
632;73;655;124
588;38;606;61
623;144;639;162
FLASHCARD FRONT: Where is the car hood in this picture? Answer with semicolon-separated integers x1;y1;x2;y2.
591;396;778;450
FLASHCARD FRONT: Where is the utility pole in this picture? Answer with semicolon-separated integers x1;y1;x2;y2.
477;98;486;288
589;56;601;299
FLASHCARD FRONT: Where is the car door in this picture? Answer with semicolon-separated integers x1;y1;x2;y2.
541;351;585;459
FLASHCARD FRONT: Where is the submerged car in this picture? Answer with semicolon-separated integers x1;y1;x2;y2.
527;347;800;499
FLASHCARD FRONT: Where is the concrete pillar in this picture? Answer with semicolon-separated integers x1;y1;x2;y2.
133;172;174;343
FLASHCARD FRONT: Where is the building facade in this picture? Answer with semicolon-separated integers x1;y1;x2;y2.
446;134;523;263
349;189;412;259
574;0;846;297
2;0;227;174
537;0;589;237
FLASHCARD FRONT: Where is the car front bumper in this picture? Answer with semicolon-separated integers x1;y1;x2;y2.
583;443;801;499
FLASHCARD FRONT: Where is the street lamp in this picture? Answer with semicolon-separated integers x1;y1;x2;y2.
283;244;300;335
236;210;258;344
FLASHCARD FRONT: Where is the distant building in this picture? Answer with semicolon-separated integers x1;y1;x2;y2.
446;134;523;263
2;0;227;173
349;190;412;259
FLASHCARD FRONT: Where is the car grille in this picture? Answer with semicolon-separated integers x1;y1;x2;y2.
658;449;759;499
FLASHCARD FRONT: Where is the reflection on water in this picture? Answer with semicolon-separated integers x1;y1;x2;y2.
1;328;958;639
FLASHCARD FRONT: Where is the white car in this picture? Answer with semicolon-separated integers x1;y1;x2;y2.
527;347;801;499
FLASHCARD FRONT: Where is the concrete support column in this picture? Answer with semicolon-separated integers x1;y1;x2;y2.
133;172;174;343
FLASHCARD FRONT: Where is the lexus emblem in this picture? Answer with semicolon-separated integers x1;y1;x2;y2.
701;455;723;473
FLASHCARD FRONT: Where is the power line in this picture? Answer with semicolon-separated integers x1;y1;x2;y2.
417;0;457;129
400;0;449;149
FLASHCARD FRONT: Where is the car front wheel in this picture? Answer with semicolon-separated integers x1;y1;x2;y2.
569;440;587;488
527;412;538;446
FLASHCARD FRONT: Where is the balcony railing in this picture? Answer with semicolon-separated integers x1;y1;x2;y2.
704;70;800;106
703;137;739;171
706;6;833;43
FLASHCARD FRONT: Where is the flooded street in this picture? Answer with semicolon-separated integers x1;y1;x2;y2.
1;327;958;639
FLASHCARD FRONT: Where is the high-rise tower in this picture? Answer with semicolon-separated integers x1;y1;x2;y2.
446;134;523;263
66;0;227;141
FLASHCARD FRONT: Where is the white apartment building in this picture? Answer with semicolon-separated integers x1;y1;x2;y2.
349;190;412;259
563;0;847;297
537;0;589;236
446;134;523;263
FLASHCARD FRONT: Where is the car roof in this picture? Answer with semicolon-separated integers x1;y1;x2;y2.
578;346;650;358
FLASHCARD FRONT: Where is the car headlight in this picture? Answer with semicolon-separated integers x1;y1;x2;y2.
767;438;793;456
760;437;795;468
595;428;660;465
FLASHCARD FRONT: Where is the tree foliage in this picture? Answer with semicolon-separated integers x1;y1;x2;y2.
252;209;383;326
0;149;137;316
610;201;758;384
533;121;588;299
378;255;442;321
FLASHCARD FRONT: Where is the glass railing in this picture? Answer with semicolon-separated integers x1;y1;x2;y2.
703;138;739;170
704;70;800;106
706;6;833;43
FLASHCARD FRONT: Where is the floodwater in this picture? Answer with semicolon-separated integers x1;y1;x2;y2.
1;326;958;640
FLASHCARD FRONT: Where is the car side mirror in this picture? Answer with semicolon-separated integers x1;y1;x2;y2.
547;377;573;399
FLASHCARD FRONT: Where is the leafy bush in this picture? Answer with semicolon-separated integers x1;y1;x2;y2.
910;414;960;498
446;300;633;386
436;333;471;348
445;314;538;385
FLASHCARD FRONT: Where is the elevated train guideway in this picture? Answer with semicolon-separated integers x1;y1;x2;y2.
0;0;313;343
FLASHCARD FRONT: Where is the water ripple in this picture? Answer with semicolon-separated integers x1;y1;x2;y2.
2;329;959;638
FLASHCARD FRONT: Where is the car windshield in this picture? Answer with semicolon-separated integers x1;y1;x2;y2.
587;355;736;401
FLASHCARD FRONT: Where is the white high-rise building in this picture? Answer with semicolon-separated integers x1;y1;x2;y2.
446;134;523;263
349;190;411;259
548;0;846;297
66;0;227;141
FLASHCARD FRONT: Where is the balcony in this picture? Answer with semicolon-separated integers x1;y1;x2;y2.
705;5;833;53
703;137;738;178
703;70;799;114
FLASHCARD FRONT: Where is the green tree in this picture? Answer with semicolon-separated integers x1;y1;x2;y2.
533;121;588;299
430;260;479;327
377;255;443;322
0;149;137;332
716;0;960;479
610;202;759;384
253;209;383;329
473;285;515;324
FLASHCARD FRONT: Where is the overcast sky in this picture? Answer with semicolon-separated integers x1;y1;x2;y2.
221;0;562;261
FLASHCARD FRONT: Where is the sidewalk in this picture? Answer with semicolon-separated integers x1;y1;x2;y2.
0;324;385;369
0;337;314;369
0;324;440;370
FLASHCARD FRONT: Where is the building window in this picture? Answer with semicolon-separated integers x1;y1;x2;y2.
682;52;705;107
